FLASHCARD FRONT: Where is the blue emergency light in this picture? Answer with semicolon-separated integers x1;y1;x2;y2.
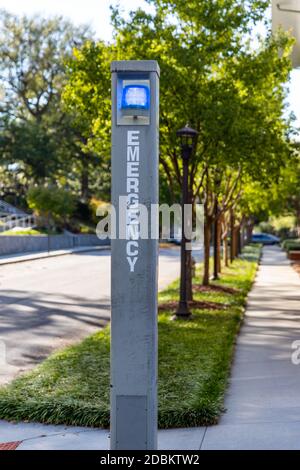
121;84;150;110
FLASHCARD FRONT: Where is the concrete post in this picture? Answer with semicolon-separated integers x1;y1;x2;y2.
110;60;160;450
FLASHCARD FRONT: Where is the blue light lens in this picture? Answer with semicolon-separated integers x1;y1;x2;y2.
121;85;150;110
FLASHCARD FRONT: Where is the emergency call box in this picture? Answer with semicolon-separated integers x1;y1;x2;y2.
116;75;151;125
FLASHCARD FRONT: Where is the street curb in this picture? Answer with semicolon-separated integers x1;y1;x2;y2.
0;245;111;266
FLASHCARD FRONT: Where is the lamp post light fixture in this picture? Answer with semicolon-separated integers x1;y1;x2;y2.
175;125;198;320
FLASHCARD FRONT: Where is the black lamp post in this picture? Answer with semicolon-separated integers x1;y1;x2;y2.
175;125;198;319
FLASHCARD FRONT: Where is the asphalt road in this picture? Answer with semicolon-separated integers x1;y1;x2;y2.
0;247;202;384
0;246;204;384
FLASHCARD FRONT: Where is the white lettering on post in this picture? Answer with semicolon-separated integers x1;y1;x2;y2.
126;130;140;272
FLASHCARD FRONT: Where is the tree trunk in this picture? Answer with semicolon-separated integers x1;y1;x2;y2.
296;207;300;238
230;209;235;263
224;235;229;267
221;213;229;268
240;223;244;251
186;249;193;301
246;218;254;244
81;163;89;202
186;185;194;301
203;218;211;286
234;227;239;258
217;217;221;273
237;227;241;255
240;221;246;251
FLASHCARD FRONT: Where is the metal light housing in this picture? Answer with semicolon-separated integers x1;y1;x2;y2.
176;125;198;156
121;84;150;110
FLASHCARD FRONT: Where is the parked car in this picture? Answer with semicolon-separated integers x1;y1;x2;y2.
251;233;280;245
167;237;181;246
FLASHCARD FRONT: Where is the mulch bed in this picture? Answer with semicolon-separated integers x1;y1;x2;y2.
192;284;240;295
159;300;228;312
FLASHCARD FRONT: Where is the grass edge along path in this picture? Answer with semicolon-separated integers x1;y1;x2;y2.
0;244;261;428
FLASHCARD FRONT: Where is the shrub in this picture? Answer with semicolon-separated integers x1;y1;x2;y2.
27;186;75;227
282;239;300;252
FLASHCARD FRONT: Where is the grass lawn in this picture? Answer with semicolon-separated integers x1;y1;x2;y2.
0;228;59;236
0;245;261;428
0;228;42;236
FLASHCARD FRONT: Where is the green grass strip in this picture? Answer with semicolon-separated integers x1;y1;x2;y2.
0;245;261;428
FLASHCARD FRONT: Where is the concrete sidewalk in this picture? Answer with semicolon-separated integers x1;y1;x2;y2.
1;246;300;450
203;245;300;450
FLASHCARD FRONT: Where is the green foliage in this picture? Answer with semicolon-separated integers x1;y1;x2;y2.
0;10;90;121
0;10;103;203
282;239;300;252
257;221;274;234
0;3;298;224
27;186;75;225
257;215;297;239
270;214;296;231
111;0;294;187
63;0;295;221
0;229;43;236
1;121;59;181
63;41;112;157
0;245;260;428
271;153;300;222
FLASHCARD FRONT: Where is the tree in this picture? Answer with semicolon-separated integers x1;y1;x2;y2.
62;40;113;201
0;10;99;201
0;10;90;122
1;120;59;182
201;25;296;278
27;185;75;228
262;149;300;236
64;0;295;295
111;0;294;285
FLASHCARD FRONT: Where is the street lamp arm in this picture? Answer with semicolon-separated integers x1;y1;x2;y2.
277;3;300;14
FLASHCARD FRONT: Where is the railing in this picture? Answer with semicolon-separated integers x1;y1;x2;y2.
0;199;35;232
0;215;36;233
0;199;27;216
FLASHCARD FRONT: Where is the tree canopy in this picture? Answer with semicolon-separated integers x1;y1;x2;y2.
0;2;298;259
